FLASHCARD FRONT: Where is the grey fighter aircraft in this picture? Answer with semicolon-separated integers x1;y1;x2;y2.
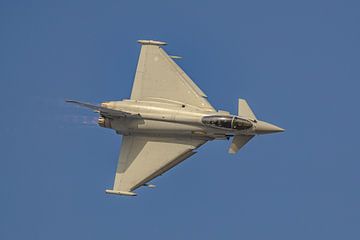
67;40;284;196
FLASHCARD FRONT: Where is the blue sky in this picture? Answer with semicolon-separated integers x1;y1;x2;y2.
1;0;359;239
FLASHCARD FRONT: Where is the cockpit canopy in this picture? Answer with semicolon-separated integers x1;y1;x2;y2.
202;115;253;130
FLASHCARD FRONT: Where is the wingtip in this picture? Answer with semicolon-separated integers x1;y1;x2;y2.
137;40;167;46
65;99;82;105
105;189;137;196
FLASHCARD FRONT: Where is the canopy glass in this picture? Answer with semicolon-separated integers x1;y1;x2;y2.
202;116;253;130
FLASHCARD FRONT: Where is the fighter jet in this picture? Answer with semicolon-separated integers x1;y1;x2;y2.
67;40;284;196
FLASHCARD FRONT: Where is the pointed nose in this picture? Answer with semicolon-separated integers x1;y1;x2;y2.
255;120;284;134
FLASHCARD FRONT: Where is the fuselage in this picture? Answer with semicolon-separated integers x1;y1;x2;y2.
98;99;255;139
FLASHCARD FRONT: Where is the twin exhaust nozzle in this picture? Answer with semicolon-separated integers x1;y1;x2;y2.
98;116;111;128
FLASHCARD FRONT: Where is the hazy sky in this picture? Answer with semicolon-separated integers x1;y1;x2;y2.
1;0;359;239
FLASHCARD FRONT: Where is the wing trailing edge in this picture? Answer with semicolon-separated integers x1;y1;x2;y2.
66;100;138;118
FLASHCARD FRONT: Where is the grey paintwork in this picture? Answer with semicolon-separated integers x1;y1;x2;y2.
67;40;284;196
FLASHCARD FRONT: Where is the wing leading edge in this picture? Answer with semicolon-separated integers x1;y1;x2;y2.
106;135;207;196
130;40;215;111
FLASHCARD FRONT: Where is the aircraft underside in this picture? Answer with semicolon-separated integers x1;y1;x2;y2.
67;39;284;196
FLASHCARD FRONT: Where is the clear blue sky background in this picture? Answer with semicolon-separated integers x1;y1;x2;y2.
1;0;359;239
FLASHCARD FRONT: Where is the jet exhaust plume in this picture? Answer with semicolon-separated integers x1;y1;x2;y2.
63;115;98;126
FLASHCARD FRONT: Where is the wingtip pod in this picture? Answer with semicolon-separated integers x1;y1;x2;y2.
105;189;137;196
137;40;167;46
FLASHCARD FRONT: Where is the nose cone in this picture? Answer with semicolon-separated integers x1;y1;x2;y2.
255;120;284;134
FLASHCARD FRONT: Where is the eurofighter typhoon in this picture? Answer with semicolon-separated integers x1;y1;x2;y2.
67;40;284;196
